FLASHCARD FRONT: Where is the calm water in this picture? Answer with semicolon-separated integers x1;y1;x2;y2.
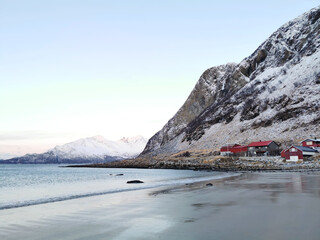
0;164;235;210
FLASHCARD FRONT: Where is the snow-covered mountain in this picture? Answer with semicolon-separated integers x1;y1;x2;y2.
51;135;147;159
3;136;147;164
141;6;320;156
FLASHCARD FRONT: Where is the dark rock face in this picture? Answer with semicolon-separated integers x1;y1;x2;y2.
142;6;320;156
141;63;248;155
142;63;248;154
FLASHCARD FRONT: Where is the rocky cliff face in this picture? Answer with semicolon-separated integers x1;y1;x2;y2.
142;6;320;156
142;63;248;153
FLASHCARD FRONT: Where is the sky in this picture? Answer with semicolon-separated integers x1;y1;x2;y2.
0;0;319;157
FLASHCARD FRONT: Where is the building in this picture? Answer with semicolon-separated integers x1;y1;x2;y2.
281;146;318;162
232;145;248;154
247;141;279;156
220;144;248;156
301;138;320;150
220;144;240;156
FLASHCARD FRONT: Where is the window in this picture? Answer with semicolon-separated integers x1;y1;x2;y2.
290;148;297;152
306;141;312;145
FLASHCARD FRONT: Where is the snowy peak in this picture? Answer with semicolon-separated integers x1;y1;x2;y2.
51;135;148;159
238;6;320;81
90;135;108;143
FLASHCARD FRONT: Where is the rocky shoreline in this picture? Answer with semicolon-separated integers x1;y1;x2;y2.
67;150;320;171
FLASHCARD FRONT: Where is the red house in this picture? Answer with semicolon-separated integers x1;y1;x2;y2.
220;144;239;155
220;144;248;156
232;145;248;153
301;138;320;149
247;141;279;156
281;146;318;162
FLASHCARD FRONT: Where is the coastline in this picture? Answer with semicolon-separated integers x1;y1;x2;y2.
66;154;320;171
0;165;234;211
2;171;320;240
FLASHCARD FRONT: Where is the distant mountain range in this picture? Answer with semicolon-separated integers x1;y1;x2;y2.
1;135;147;164
141;6;320;156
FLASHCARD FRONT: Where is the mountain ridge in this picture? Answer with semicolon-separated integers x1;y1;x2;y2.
141;6;320;156
2;135;147;164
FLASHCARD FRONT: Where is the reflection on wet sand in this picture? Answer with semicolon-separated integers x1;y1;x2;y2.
221;172;320;198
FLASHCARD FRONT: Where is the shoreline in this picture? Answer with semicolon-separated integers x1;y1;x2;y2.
0;167;237;212
66;155;320;171
2;171;320;240
0;173;240;211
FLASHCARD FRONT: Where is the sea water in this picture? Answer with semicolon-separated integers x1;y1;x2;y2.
0;164;235;210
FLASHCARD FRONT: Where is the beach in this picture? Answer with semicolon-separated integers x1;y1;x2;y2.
1;170;320;240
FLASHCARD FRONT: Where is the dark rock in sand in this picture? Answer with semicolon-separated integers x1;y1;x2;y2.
127;180;144;184
206;183;213;186
115;174;124;176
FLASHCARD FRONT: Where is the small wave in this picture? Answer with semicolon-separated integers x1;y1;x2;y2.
0;187;147;210
0;173;239;210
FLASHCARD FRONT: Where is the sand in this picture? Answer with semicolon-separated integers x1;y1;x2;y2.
1;171;320;240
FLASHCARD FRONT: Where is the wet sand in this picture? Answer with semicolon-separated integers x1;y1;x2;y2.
1;171;320;240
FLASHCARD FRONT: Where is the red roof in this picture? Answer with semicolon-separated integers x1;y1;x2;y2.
233;145;247;149
248;141;273;147
220;145;247;153
220;144;240;151
231;145;248;153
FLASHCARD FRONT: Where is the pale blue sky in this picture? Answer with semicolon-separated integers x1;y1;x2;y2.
0;0;319;156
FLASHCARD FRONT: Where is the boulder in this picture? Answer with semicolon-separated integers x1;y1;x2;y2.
127;180;144;184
